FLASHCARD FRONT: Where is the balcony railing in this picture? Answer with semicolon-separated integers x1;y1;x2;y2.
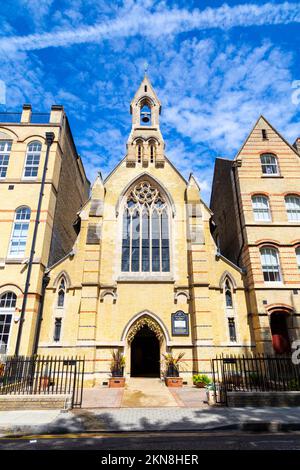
0;112;51;124
0;112;22;123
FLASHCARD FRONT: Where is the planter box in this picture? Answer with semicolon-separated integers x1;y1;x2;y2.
194;382;206;388
109;377;125;388
165;377;183;387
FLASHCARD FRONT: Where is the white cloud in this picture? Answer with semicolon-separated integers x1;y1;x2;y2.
159;39;297;155
1;2;300;52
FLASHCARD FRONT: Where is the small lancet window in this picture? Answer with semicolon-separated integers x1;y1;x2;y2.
137;143;142;163
150;143;155;163
140;103;151;125
225;280;233;308
57;278;66;308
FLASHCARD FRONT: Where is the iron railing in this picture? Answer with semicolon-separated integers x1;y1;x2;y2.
30;113;51;124
0;112;51;124
211;354;300;405
0;112;22;123
0;355;85;407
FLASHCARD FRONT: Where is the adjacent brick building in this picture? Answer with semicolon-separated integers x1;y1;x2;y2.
211;116;300;355
0;105;89;355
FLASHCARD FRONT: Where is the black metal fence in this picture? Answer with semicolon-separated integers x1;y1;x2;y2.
211;355;300;405
0;356;85;408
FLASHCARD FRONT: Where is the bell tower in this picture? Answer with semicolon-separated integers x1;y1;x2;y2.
126;75;165;168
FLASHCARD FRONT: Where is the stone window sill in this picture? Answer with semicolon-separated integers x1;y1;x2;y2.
117;274;174;283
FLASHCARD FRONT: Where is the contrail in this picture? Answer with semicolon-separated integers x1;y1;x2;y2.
1;2;300;52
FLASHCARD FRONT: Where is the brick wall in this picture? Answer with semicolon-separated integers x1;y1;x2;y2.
49;118;90;266
0;394;72;410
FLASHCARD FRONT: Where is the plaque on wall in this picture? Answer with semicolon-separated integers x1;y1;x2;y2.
172;311;189;336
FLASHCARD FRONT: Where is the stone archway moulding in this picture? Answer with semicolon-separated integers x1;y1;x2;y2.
127;316;164;343
115;173;176;217
121;310;171;345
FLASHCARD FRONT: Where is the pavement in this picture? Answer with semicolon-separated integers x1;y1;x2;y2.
1;379;300;436
1;406;300;436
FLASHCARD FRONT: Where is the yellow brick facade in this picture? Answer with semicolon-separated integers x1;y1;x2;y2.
0;105;89;356
211;116;300;356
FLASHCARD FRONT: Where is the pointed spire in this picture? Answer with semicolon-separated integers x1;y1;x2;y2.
130;74;161;115
91;171;104;200
187;173;201;202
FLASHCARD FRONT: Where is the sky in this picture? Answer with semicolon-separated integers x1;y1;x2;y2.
0;0;300;203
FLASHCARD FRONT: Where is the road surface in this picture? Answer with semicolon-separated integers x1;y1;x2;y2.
0;431;300;450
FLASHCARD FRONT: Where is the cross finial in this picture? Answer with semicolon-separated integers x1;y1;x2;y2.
144;61;148;75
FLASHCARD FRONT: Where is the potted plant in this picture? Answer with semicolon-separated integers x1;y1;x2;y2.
109;350;126;388
163;352;185;387
193;374;211;388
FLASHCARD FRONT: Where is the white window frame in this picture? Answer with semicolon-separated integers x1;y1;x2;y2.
0;292;16;354
23;141;42;179
260;154;279;176
252;195;271;221
260;247;282;283
8;207;31;259
285;195;300;222
0;140;12;179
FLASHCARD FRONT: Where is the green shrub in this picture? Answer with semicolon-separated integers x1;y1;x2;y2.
193;374;211;386
289;379;300;391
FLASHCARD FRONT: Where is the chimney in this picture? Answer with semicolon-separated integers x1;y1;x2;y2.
21;104;32;123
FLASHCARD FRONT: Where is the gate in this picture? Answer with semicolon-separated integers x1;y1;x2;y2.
0;356;85;408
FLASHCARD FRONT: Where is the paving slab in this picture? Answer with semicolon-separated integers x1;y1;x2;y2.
82;387;123;408
121;378;178;408
0;410;60;425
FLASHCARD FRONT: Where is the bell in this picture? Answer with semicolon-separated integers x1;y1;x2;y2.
142;115;150;123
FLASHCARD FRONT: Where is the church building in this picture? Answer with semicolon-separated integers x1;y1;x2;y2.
37;76;252;384
2;76;298;385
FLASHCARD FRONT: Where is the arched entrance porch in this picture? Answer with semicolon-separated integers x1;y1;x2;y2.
122;312;169;378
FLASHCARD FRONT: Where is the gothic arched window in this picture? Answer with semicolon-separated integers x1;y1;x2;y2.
225;280;233;308
57;278;66;308
223;279;236;342
121;181;170;273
